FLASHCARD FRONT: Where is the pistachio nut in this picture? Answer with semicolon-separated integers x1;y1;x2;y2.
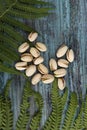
41;74;54;84
49;58;57;71
56;44;68;58
21;53;33;62
38;64;48;74
15;62;27;70
30;47;40;58
54;68;67;78
31;73;42;85
33;56;44;65
25;65;36;77
35;42;47;52
58;78;66;90
28;32;38;42
66;49;74;62
18;42;29;53
58;59;69;68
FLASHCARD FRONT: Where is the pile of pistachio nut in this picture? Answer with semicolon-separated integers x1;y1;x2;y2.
15;32;74;90
49;44;74;90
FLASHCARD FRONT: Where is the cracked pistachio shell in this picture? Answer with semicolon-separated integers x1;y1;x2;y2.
35;42;47;52
25;65;36;77
21;53;33;62
54;68;67;78
30;47;40;58
31;73;42;85
56;44;68;58
41;74;54;84
38;64;48;74
58;59;69;68
28;32;38;42
33;56;44;65
66;49;74;62
58;78;66;90
49;58;57;71
15;62;27;70
18;42;29;53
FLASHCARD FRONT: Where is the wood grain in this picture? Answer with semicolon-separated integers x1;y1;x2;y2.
0;0;87;129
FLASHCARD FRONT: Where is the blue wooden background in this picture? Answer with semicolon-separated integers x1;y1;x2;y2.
0;0;87;129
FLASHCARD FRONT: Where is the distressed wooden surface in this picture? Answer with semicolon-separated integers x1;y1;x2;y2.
0;0;87;129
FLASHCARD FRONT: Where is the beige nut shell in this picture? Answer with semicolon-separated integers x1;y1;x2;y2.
54;68;67;78
38;64;48;74
28;32;38;42
41;74;54;84
33;56;44;65
58;59;69;68
49;58;57;71
25;65;36;77
31;73;42;85
21;53;33;62
66;49;74;62
15;62;27;70
58;78;66;90
35;42;47;52
18;42;29;53
56;44;68;58
30;47;40;58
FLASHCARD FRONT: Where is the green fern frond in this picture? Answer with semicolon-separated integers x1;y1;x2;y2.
16;81;31;130
83;94;87;128
0;0;53;74
16;80;43;130
17;80;43;130
73;93;84;130
0;96;5;128
59;88;68;130
0;79;13;130
50;79;62;130
30;92;43;130
16;108;29;130
43;81;80;130
72;105;83;130
2;99;13;130
62;93;78;130
61;88;68;107
30;111;42;130
43;79;63;130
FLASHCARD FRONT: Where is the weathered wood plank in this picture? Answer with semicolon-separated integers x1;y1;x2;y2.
0;0;87;129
